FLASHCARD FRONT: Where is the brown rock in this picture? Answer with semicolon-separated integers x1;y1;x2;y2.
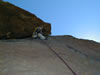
0;1;51;39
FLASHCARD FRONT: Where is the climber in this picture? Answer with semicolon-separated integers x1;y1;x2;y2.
32;26;46;40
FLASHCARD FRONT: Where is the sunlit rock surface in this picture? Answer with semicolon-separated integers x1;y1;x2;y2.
0;1;51;39
0;35;100;75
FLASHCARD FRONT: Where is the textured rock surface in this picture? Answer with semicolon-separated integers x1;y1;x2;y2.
0;35;100;75
0;1;51;39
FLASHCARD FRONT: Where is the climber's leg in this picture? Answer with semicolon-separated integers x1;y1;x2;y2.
32;32;38;39
37;33;46;40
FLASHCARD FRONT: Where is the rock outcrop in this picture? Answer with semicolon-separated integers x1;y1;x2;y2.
0;1;51;39
0;35;100;75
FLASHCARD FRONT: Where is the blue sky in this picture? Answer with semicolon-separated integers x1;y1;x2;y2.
4;0;100;42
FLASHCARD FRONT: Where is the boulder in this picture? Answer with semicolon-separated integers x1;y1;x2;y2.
0;1;51;39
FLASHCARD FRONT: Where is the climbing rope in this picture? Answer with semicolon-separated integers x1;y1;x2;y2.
42;40;77;75
33;27;38;33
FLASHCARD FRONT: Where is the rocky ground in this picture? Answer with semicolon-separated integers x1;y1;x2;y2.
0;36;100;75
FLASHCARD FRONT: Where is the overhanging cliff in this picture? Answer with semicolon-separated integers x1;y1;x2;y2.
0;1;51;39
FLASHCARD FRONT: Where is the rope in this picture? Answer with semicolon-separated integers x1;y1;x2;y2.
42;40;77;75
33;27;38;33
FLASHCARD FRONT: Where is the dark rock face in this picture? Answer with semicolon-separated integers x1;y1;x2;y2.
0;1;51;39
